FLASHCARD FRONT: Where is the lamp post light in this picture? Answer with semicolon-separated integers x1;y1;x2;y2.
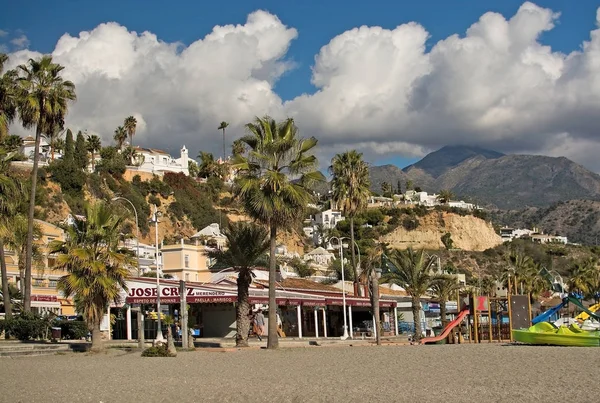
151;204;165;343
329;236;352;340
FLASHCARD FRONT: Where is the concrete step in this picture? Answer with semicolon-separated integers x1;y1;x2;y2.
0;343;70;357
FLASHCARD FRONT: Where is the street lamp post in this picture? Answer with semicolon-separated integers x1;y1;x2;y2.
329;236;351;340
112;196;143;349
152;204;165;343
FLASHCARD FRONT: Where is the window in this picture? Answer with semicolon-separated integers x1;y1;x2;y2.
184;254;189;268
48;280;58;288
33;278;45;287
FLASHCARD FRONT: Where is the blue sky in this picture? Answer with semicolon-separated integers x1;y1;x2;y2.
2;1;600;170
3;0;597;101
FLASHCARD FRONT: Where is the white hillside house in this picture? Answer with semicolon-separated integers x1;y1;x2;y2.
132;145;190;175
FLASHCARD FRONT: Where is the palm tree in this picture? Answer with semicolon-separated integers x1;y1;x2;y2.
197;151;223;178
86;134;101;171
113;126;127;150
218;121;229;162
0;148;23;318
47;124;65;161
380;181;391;196
232;139;246;157
330;151;371;293
123;116;137;149
437;189;454;204
1;214;44;296
509;251;533;294
0;54;18;140
1;134;23;153
381;248;435;342
568;258;598;298
207;222;269;347
231;116;324;349
431;275;461;329
50;202;133;351
16;56;76;312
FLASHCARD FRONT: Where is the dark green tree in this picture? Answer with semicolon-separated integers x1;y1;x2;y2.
74;131;88;171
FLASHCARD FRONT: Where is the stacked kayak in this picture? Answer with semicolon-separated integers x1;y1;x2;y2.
512;322;600;347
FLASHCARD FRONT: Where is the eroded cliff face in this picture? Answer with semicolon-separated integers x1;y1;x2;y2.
381;211;502;251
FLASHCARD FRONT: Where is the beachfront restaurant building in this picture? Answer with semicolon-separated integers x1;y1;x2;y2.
110;277;400;340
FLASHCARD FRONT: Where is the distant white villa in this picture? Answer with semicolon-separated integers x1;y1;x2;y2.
20;135;57;164
131;145;189;176
303;247;335;267
191;223;227;248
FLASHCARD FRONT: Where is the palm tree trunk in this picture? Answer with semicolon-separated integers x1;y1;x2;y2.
90;152;94;172
412;295;422;342
24;119;43;313
18;250;25;296
267;223;279;349
91;321;103;352
440;298;447;329
167;326;177;356
372;271;381;345
236;269;251;347
0;238;12;319
350;216;359;296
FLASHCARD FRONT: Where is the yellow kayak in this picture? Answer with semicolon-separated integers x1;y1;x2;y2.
575;303;600;321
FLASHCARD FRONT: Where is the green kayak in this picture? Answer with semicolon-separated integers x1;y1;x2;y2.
512;322;600;347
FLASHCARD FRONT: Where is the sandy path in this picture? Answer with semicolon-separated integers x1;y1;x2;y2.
1;344;599;403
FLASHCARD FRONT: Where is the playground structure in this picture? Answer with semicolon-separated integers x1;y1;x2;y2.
421;293;527;344
420;263;600;346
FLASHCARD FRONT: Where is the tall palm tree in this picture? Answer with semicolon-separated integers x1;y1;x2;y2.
16;56;76;312
50;202;132;351
207;222;269;347
0;54;18;140
86;134;101;171
437;189;454;204
218;121;229;162
568;258;598;298
123;116;137;148
330;151;371;293
0;148;23;318
113;126;127;150
231;116;324;349
381;248;435;342
431;275;461;329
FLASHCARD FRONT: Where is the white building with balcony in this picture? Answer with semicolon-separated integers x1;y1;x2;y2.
131;145;189;176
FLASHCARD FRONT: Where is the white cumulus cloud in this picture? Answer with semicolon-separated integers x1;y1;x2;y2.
5;3;600;172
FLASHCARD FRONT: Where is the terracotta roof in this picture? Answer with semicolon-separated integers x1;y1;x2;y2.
255;278;342;293
379;287;408;297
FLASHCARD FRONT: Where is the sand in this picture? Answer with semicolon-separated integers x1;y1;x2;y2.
1;343;599;403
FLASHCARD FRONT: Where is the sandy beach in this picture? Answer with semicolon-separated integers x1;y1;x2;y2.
1;343;599;403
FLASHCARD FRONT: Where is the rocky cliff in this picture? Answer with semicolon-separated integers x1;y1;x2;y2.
381;211;503;251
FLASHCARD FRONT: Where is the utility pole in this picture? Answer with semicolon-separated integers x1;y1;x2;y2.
153;204;165;343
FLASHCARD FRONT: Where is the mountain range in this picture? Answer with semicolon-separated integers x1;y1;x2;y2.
369;145;600;209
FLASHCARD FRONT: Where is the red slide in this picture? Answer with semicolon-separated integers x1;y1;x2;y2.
420;309;469;344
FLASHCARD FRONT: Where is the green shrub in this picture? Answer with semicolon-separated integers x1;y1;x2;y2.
148;194;161;207
141;344;174;357
402;217;419;231
3;312;51;341
55;320;89;340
